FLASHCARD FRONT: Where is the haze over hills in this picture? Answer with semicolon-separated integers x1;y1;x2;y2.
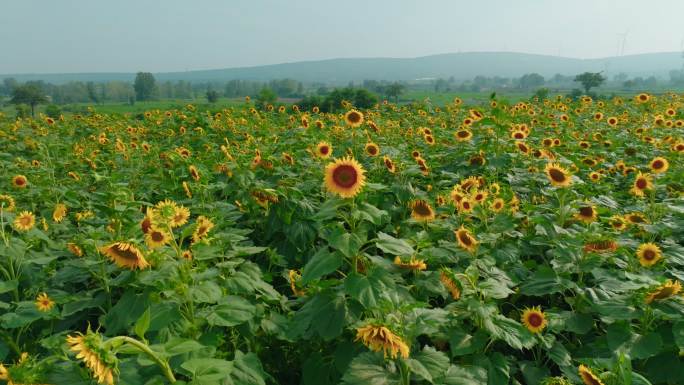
3;52;683;84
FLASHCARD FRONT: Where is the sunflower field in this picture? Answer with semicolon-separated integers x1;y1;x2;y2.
0;93;683;385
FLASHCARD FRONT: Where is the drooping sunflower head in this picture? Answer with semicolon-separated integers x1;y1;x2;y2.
316;141;333;159
636;243;662;267
344;109;364;127
578;364;605;385
521;306;547;333
99;242;149;270
188;165;201;181
364;142;380;157
410;199;435;221
324;156;366;198
439;268;462;300
649;157;669;174
393;256;427;271
12;175;28;188
645;279;681;304
13;211;36;232
67;242;83;257
454;226;478;252
355;324;409;359
544;163;572;187
67;330;117;385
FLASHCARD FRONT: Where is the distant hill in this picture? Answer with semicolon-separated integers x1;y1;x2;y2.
3;52;683;84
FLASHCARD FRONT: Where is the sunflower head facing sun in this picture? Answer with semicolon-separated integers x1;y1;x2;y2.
316;141;333;159
544;163;572;187
344;109;364;127
521;306;547;334
636;242;662;267
324;156;366;198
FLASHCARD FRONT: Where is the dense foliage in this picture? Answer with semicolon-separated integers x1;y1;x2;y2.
0;93;683;385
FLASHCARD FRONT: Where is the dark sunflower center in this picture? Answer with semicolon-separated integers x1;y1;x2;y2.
19;216;32;226
549;168;567;182
458;232;472;246
15;178;25;186
151;231;165;242
332;165;358;188
636;178;648;189
320;146;329;155
458;130;469;138
347;112;361;123
112;246;139;261
527;313;543;327
385;159;393;169
580;372;602;385
368;146;378;155
579;207;593;217
643;249;656;260
413;202;432;216
652;160;664;169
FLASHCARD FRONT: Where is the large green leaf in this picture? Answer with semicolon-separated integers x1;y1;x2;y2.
301;248;343;284
376;232;414;256
205;296;255;327
341;353;399;385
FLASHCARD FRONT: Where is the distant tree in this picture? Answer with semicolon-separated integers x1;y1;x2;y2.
519;73;545;89
45;104;61;118
10;84;48;117
353;89;378;109
434;78;449;92
574;72;605;94
385;82;405;103
533;88;550;101
206;89;219;103
256;87;277;109
2;78;18;96
133;72;156;101
86;81;100;104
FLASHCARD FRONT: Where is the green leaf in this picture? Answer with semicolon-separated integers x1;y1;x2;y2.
0;280;18;294
344;269;394;309
442;364;488;385
341;353;399;385
630;332;663;360
407;346;450;383
376;232;414;256
181;358;234;383
328;230;363;259
300;248;343;285
190;281;223;304
226;351;268;385
483;315;536;350
487;352;509;385
134;307;151;340
206;296;255;327
673;322;684;350
449;330;488;357
0;302;44;328
290;291;347;341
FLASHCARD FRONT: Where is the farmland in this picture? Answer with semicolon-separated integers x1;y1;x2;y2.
0;93;683;385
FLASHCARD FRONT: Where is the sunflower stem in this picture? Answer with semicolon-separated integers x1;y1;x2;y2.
108;336;177;383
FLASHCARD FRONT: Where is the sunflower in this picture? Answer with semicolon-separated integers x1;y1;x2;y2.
383;156;396;173
578;365;604;385
67;242;83;257
344;109;364;127
575;205;597;223
188;165;200;181
145;226;171;249
439;269;462;300
12;175;28;188
324;157;366;198
99;242;149;270
515;141;531;154
544;163;572;187
53;203;68;222
583;240;618;254
630;172;653;197
35;292;55;312
13;211;35;231
0;194;16;212
521;306;547;333
645;280;681;304
282;152;295;165
458;198;474;213
625;212;648;224
393;256;427;271
454;226;478;253
635;93;650;103
490;198;505;212
364;142;380;157
410;200;435;221
355;324;410;359
192;216;215;243
170;205;190;228
67;332;116;385
454;129;473;142
288;269;306;296
316;141;333;159
606;116;618;127
589;171;601;182
636;243;662;267
648;157;669;174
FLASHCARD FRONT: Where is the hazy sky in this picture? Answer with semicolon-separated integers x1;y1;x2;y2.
2;0;684;74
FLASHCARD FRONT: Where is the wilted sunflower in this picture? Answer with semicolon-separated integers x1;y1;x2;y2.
0;194;16;212
192;216;215;243
355;324;409;359
454;226;478;253
344;109;364;127
315;141;333;159
393;256;427;271
53;203;68;222
636;243;662;267
544;163;572;187
578;364;604;385
145;226;171;249
13;211;35;231
648;157;669;174
67;242;83;257
575;205;597;223
644;279;681;304
67;332;116;385
99;242;149;270
324;157;366;198
364;142;380;157
12;175;28;188
521;306;547;333
410;200;435;221
35;292;55;312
